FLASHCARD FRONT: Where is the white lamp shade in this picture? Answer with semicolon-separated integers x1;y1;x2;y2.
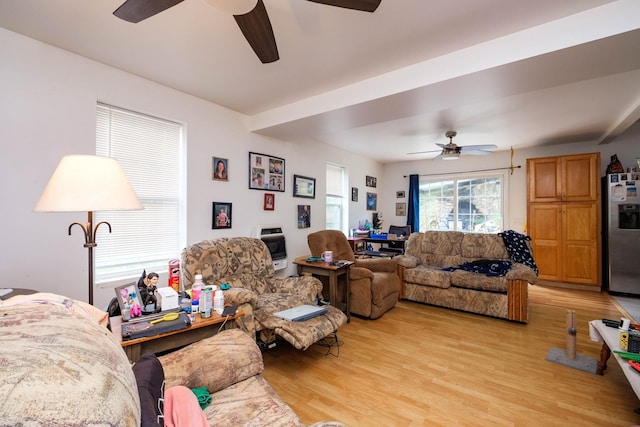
34;155;143;212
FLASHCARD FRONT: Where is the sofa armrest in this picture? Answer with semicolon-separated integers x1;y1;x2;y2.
223;287;259;308
354;257;398;273
349;265;375;281
159;329;263;392
505;263;538;285
394;255;420;268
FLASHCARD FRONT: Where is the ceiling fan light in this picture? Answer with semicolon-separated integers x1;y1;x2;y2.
441;152;460;160
204;0;257;15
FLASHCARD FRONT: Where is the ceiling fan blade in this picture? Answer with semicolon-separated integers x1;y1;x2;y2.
113;0;184;23
407;149;441;155
463;150;492;156
307;0;381;13
234;0;279;63
460;144;497;150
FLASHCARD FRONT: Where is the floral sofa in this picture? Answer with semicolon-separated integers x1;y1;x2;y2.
395;230;538;323
0;293;346;426
181;237;347;350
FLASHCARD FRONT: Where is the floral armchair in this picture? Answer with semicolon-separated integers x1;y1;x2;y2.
181;237;347;350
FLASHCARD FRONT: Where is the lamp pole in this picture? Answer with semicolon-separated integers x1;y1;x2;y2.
68;211;111;305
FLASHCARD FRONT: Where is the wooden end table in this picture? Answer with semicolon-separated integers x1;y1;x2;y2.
294;256;351;322
110;310;244;362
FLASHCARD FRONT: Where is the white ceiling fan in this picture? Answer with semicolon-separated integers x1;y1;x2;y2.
408;130;497;160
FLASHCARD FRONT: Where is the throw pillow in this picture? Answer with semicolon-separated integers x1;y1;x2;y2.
133;353;165;427
499;230;539;275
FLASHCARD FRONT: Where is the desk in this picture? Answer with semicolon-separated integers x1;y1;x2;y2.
589;320;640;399
294;256;351;322
347;237;367;252
110;310;243;362
362;237;407;256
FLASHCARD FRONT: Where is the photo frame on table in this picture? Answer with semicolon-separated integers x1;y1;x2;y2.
249;152;285;192
351;187;358;202
212;202;232;229
264;193;275;210
366;175;377;188
396;202;407;216
366;192;377;210
212;157;228;181
293;174;316;198
114;282;143;319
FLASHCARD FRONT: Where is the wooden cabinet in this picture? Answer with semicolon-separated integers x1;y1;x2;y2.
528;153;599;203
527;153;601;287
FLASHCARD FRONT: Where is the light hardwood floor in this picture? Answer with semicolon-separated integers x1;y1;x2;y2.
262;285;640;426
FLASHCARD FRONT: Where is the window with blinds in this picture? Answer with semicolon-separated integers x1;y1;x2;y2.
95;103;183;283
326;163;346;231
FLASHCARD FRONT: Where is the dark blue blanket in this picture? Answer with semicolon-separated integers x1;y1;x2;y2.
442;259;512;277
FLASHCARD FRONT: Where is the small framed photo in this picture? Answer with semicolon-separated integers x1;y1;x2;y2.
212;202;232;229
351;187;358;202
396;202;407;216
212;157;228;181
293;174;316;199
298;205;311;228
366;175;377;188
396;191;405;198
264;193;275;211
366;192;377;210
114;282;143;320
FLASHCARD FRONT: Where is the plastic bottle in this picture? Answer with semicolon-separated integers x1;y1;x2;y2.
191;299;199;321
214;290;225;314
192;274;204;301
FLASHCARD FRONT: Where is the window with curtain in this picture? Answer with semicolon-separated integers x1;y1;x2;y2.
95;103;183;283
326;163;346;231
419;172;505;233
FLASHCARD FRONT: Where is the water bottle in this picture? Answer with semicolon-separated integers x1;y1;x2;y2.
191;299;199;321
214;290;224;315
192;274;204;301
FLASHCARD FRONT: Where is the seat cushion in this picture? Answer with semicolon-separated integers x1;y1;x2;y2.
404;265;452;288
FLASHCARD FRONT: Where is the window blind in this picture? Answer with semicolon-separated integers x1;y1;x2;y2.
95;103;183;283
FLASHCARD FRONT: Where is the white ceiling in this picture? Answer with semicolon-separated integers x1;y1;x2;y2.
1;0;639;163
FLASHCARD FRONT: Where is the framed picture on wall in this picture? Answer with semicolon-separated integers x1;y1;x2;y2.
351;187;358;202
212;157;228;181
396;191;405;198
249;152;285;192
297;205;311;228
293;175;316;198
212;202;232;229
366;175;377;188
366;192;377;210
264;193;275;210
396;202;407;216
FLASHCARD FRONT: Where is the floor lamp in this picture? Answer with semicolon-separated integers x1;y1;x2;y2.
34;155;143;305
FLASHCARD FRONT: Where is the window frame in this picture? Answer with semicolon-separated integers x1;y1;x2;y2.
418;170;507;233
95;103;185;284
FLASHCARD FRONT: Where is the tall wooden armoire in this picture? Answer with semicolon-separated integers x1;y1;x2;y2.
527;153;601;288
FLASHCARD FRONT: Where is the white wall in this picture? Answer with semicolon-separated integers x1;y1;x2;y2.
0;28;381;308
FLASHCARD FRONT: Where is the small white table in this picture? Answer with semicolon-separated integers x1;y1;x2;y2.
589;320;640;399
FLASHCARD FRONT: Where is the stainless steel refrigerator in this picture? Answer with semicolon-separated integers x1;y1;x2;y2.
605;173;640;294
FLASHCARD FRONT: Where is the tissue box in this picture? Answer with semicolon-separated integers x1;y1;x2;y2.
156;287;179;311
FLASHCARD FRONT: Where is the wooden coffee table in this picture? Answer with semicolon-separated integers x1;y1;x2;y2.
110;310;243;362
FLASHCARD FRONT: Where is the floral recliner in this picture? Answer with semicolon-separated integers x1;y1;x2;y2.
181;237;347;350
